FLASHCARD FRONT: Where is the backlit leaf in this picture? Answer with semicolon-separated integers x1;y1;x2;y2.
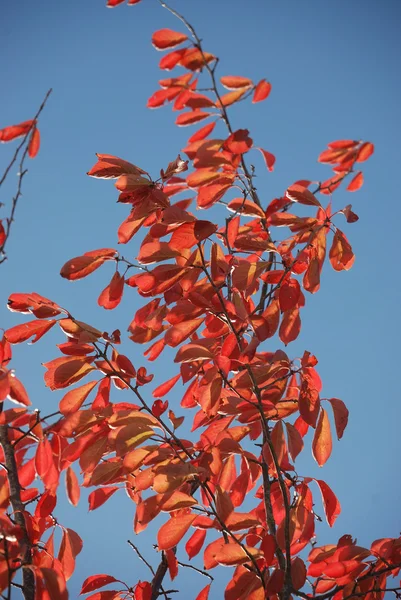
157;513;196;550
312;409;332;467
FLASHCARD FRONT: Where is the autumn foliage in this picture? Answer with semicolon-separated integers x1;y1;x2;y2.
0;2;399;600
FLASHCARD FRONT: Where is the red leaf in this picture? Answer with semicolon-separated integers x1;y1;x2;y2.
346;171;363;192
258;147;276;171
0;120;35;142
28;127;40;158
88;487;119;511
279;279;301;312
88;153;146;179
165;317;204;347
279;308;301;345
152;29;188;50
98;271;124;310
218;89;247;107
327;398;349;440
5;319;57;344
356;142;374;162
60;249;117;280
66;466;80;507
157;514;196;550
152;373;181;398
80;574;120;594
252;79;272;103
312;408;333;467
315;479;341;527
195;584;211;600
174;343;213;363
185;528;206;559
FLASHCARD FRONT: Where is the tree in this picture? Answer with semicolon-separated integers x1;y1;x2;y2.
0;1;399;599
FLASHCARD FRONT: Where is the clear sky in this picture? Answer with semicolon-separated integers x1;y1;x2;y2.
1;0;400;597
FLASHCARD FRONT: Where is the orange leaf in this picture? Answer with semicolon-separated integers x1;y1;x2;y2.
152;373;181;398
252;79;271;103
176;110;212;126
66;466;80;507
188;122;216;143
218;89;247;107
5;319;57;344
312;408;332;466
137;241;180;264
43;356;95;391
214;543;262;566
59;380;98;415
152;28;188;50
186;528;206;559
175;342;213;363
28;127;40;158
221;76;252;89
165;317;204;347
157;513;196;550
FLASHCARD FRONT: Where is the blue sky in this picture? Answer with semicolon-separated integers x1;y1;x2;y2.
1;0;400;597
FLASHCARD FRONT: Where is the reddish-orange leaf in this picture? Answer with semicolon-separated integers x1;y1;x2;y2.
224;129;253;154
88;154;146;179
356;142;374;162
292;557;307;589
218;89;247;107
285;422;304;461
88;487;119;511
197;182;231;209
169;220;217;249
98;271;124;310
261;534;276;566
286;184;321;206
7;292;62;317
252;79;272;103
28;127;40;158
185;528;206;560
152;373;181;398
188;121;216;143
328;140;358;149
35;437;53;479
327;398;349;440
329;230;354;271
80;574;120;594
0;120;35;142
312;408;333;467
257;147;276;172
8;376;30;406
59;380;98;415
195;584;211;600
315;479;341;527
40;566;68;600
43;356;95;391
5;319;57;344
221;75;252;89
165;317;205;347
60;249;117;281
152;28;188;50
147;87;182;108
137;241;180;264
66;466;80;507
279;278;301;312
213;544;262;566
279;308;301;345
175;342;213;363
346;171;363;192
176;110;212;126
157;513;196;550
